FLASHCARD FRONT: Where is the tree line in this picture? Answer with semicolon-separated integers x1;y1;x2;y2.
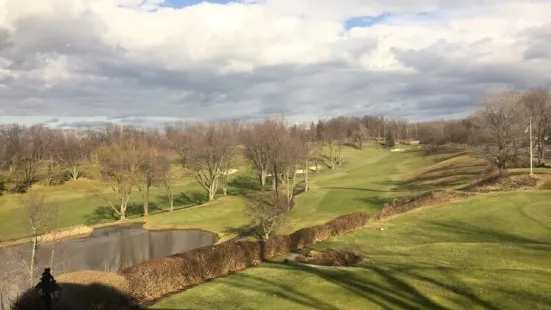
0;88;549;219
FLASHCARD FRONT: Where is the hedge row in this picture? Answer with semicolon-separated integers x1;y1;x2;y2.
375;190;474;220
120;212;371;304
13;190;467;309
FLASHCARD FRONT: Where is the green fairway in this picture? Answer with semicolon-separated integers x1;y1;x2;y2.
0;176;204;241
283;147;488;233
0;145;490;242
152;191;551;310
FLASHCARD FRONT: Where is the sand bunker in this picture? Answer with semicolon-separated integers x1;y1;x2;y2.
221;169;238;175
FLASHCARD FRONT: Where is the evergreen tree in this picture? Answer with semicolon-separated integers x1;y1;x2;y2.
385;131;395;148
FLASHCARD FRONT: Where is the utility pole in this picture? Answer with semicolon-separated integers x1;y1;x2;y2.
530;116;534;176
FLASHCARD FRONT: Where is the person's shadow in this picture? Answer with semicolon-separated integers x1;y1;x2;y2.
11;282;143;310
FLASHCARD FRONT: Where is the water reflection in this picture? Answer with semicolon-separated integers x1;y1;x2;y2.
0;224;217;306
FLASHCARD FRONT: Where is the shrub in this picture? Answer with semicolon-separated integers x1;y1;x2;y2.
0;175;4;196
509;175;539;188
376;190;471;220
385;131;395;148
244;191;289;239
121;241;263;303
263;235;292;258
325;212;370;236
290;224;331;250
10;182;30;194
121;210;371;304
294;248;364;267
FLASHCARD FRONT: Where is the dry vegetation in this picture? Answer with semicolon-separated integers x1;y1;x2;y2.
293;248;364;267
3;88;551;309
12;187;480;309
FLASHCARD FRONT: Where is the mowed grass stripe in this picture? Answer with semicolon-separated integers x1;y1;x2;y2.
152;180;551;310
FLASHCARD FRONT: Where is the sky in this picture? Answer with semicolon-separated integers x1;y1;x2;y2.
0;0;550;128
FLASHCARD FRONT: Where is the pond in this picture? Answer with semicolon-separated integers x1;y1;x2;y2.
0;224;218;304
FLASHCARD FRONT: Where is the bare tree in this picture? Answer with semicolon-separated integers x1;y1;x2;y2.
523;88;551;165
60;130;88;181
134;130;167;216
10;126;53;190
175;122;236;201
294;126;313;192
265;121;302;206
96;138;140;220
44;130;65;187
475;91;526;174
19;193;59;286
242;120;276;189
244;191;290;240
324;118;347;168
352;122;369;149
158;154;176;211
0;124;24;172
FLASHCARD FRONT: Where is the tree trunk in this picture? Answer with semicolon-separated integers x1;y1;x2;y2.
337;144;342;165
143;186;150;216
169;196;174;212
49;242;56;273
29;235;38;287
285;170;290;205
208;181;217;201
537;138;545;165
260;170;267;189
72;165;79;181
143;200;149;217
304;161;309;192
120;197;128;220
290;170;297;206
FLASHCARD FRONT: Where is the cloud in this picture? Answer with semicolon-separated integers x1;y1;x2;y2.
0;0;550;127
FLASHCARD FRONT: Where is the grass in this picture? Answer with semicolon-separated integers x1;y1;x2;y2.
144;196;249;242
152;191;551;310
0;174;206;241
5;144;549;308
0;144;490;242
144;144;489;241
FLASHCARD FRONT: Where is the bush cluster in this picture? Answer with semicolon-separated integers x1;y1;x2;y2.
12;193;469;308
376;190;472;220
120;212;371;304
294;248;364;267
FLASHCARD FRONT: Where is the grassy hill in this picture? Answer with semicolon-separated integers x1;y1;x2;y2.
152;191;551;310
0;144;491;242
4;143;550;309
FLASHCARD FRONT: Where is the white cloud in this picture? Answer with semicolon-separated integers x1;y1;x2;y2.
0;0;550;126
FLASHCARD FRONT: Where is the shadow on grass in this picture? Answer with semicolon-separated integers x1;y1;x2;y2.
218;264;342;310
423;220;551;246
343;142;360;150
12;282;144;310
356;196;394;210
225;223;261;241
377;164;487;192
323;186;409;193
157;192;209;207
84;202;164;225
227;175;261;196
426;148;469;163
243;262;502;310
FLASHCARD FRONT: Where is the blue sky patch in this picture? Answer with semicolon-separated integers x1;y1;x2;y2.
162;0;238;8
345;13;391;29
